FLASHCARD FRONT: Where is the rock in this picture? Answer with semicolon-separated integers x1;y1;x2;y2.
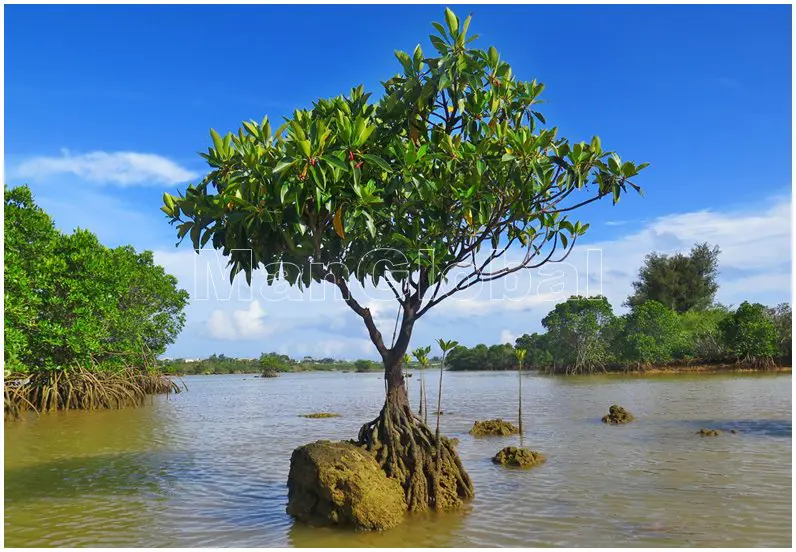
492;446;546;468
601;404;634;424
262;370;279;378
287;440;406;530
730;429;738;434
697;428;721;436
469;419;519;436
299;412;341;419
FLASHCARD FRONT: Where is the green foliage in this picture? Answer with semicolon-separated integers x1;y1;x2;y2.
259;352;292;374
766;303;792;363
626;243;720;313
618;301;683;366
354;359;379;372
161;9;645;369
447;343;515;371
541;295;616;373
4;185;189;374
719;301;777;366
514;332;553;369
159;354;367;375
677;306;730;361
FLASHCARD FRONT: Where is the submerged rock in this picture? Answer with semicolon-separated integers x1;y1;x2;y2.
287;440;406;530
299;412;341;419
697;428;721;437
601;405;634;425
469;419;519;437
492;446;546;468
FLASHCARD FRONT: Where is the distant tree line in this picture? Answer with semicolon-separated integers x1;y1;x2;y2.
158;353;382;375
448;243;791;373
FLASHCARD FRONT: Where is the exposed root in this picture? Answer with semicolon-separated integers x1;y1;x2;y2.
357;398;474;512
4;367;182;421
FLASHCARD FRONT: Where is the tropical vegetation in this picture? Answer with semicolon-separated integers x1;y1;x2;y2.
4;185;189;419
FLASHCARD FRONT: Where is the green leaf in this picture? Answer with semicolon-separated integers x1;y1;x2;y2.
395;50;413;74
359;154;392;172
488;46;499;67
501;153;516;162
273;159;296;174
297;140;312;158
431;22;449;39
364;213;376;237
444;7;459;35
322;154;348;172
430;35;448;54
412;45;423;69
210;129;223;152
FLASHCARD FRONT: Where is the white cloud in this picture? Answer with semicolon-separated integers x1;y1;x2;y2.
206;300;280;341
14;150;197;186
499;330;516;345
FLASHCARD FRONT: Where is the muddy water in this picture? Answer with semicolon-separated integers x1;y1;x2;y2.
4;371;791;546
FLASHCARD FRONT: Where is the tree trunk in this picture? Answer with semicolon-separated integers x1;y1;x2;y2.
357;345;474;512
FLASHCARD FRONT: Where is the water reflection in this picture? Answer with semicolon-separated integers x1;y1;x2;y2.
287;507;472;547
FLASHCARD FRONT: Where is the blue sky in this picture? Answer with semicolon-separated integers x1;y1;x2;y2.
5;5;792;360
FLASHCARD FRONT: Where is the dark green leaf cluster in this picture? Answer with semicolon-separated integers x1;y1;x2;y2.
4;185;189;374
446;343;515;371
162;8;646;304
455;297;788;372
541;295;616;373
719;301;779;366
626;243;720;313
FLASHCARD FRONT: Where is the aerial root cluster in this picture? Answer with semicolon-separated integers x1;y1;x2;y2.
357;399;474;512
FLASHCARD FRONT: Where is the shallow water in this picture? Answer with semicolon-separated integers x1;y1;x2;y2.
4;371;792;547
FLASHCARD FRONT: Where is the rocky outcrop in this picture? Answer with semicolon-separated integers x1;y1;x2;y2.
469;419;519;436
286;440;406;530
492;446;546;468
601;405;634;424
697;428;721;436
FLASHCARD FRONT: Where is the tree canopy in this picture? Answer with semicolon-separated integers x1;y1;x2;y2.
719;301;777;366
625;242;720;313
162;8;647;368
541;295;615;373
5;185;189;373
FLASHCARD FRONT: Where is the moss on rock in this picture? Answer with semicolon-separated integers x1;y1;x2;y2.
697;428;721;436
299;412;341;418
492;446;546;468
287;440;406;531
469;419;519;437
601;404;634;424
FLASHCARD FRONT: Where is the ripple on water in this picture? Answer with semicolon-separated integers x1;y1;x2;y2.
4;371;792;547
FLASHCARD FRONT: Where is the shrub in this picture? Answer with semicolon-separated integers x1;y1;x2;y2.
4;185;189;374
618;300;682;367
541;295;615;373
719;301;777;366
